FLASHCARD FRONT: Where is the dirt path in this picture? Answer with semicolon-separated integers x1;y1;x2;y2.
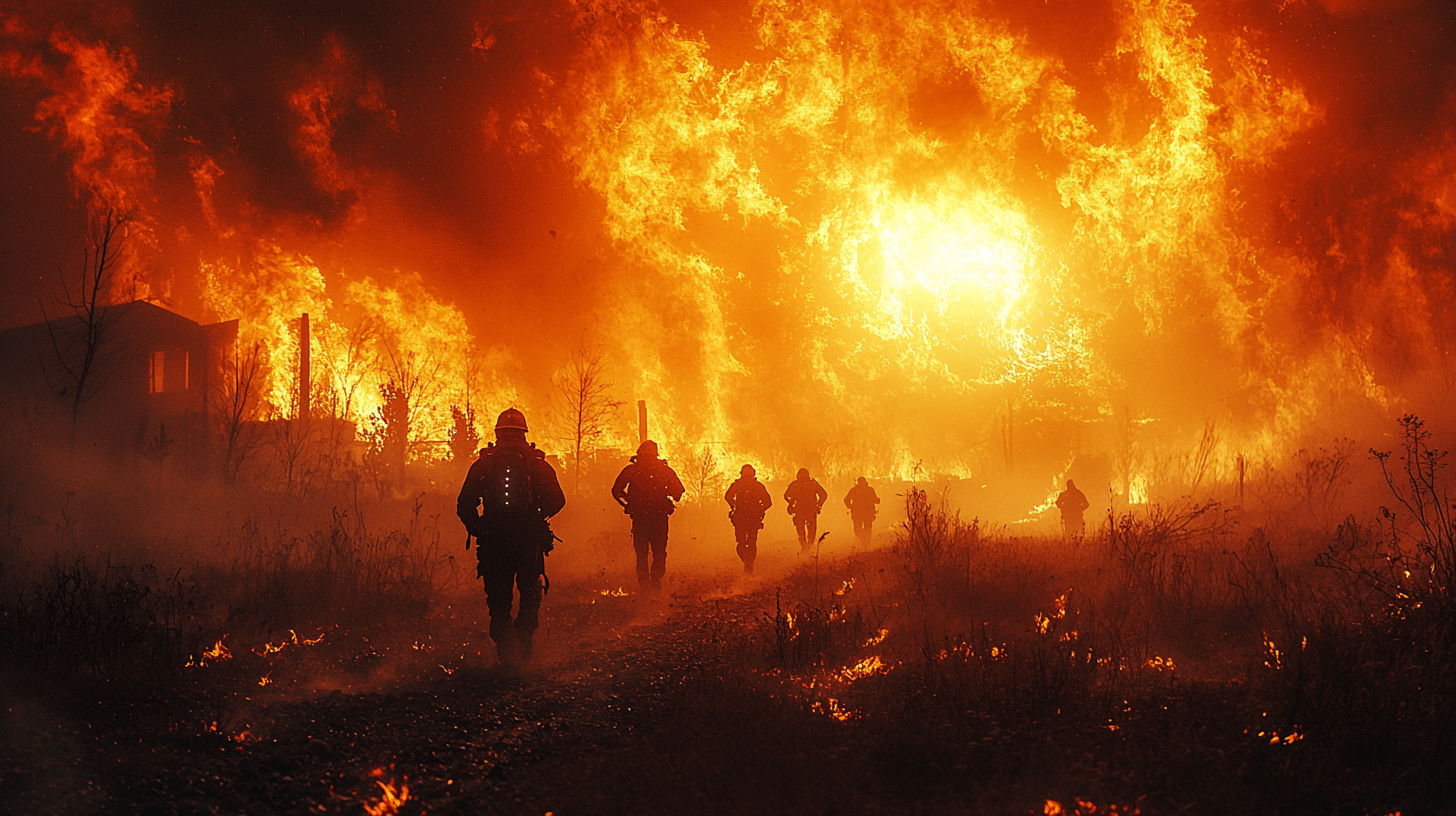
3;565;818;816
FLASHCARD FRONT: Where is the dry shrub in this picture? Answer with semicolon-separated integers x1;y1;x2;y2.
1226;415;1456;787
213;501;451;631
759;588;865;671
896;486;980;604
1100;499;1247;653
0;558;204;682
0;499;454;686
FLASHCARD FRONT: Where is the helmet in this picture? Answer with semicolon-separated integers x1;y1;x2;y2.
796;467;810;480
741;463;756;477
637;439;659;459
857;476;868;486
495;407;529;433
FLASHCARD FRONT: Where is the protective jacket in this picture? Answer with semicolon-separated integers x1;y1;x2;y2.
1055;486;1089;520
844;483;880;521
611;455;685;518
725;477;773;527
457;440;566;549
784;477;828;519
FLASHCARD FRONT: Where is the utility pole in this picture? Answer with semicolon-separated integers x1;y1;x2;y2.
299;312;311;421
638;399;648;443
1237;453;1246;506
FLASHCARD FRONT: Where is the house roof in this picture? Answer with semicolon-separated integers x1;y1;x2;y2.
0;300;233;342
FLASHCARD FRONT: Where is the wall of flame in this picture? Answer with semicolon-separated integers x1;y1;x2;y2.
1;0;1452;505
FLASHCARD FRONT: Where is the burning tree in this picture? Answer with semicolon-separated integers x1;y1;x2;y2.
37;209;130;452
315;316;378;422
550;342;623;495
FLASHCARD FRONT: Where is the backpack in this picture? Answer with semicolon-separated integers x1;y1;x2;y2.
477;444;541;523
629;459;677;515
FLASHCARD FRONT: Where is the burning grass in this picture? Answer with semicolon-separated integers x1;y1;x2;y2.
0;497;455;690
724;422;1456;810
2;418;1454;813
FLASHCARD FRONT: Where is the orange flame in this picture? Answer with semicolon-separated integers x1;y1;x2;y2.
0;23;172;298
837;655;889;682
253;627;330;657
3;2;1450;495
362;775;410;816
186;636;232;667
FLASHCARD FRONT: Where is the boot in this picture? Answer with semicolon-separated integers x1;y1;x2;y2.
516;631;534;663
494;633;519;668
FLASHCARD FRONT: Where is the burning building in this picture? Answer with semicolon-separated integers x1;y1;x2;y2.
0;1;1451;517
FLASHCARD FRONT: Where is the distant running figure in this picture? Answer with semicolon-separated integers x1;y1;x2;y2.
611;440;685;593
843;476;880;547
783;468;828;552
1055;479;1090;537
725;464;773;574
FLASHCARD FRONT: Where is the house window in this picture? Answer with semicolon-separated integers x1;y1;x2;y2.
149;350;165;394
149;349;190;393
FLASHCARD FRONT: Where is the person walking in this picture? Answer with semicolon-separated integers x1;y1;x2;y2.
1056;479;1090;538
783;467;828;553
724;463;772;574
611;440;685;593
843;476;880;547
456;408;566;667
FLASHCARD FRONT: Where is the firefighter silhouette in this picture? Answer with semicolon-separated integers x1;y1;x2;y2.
611;440;686;592
784;467;828;552
456;408;565;667
724;463;772;574
843;476;880;547
1055;479;1090;537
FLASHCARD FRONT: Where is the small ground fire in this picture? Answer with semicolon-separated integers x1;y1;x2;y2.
1;1;1454;814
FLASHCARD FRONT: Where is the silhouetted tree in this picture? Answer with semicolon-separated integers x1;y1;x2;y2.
448;404;480;466
317;316;378;422
682;443;724;507
38;209;130;451
274;421;316;496
363;381;408;497
209;339;264;483
376;343;443;487
551;341;622;495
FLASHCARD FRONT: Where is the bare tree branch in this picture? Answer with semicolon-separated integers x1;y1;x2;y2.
209;339;263;482
550;341;623;495
35;208;131;452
